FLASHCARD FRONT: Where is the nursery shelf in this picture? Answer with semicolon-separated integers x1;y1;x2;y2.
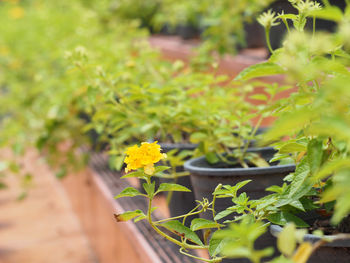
62;151;202;263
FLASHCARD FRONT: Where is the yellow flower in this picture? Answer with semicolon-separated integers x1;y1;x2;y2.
9;7;24;19
124;141;166;175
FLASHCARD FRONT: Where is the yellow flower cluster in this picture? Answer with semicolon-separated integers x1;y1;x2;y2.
124;141;166;175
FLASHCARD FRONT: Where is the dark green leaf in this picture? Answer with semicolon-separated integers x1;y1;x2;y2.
267;211;309;227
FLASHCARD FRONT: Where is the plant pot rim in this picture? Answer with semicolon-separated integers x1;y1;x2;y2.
159;142;198;151
270;224;350;247
184;147;295;176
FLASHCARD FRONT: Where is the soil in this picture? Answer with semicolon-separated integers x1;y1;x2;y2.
309;215;350;235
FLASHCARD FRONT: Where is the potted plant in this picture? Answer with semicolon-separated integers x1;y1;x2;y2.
223;2;350;261
183;78;296;222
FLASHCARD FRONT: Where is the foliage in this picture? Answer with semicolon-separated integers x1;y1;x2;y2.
106;0;276;55
116;1;350;262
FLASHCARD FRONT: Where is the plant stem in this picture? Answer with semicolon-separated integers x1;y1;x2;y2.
211;194;222;230
265;28;273;54
179;248;221;263
147;197;204;250
154;204;202;224
282;19;290;34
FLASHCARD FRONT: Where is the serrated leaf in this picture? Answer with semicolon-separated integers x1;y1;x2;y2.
160;220;204;246
289;158;310;198
157;183;191;193
190;218;223;231
288;200;305;212
114;210;144;222
235;62;284;81
114;187;143;199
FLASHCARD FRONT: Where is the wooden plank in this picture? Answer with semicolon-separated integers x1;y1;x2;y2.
0;150;96;263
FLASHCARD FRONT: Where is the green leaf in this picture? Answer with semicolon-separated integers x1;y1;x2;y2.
160;220;204;246
263;109;315;142
190;218;223;231
235;62;284;81
121;170;145;179
143;182;155;197
214;209;235;221
307;139;323;175
289;158;310;198
205;152;220;164
310;7;343;22
114;187;143;199
267;211;309;227
279;142;306;154
314;158;350;180
156;183;191;193
209;238;227;257
154;166;170;173
114;210;145;222
277;224;296;257
288;200;305;212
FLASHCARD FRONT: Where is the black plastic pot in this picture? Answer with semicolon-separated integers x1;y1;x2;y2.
270;224;350;263
158;143;198;227
184;147;295;263
244;21;266;49
184;147;295;215
176;24;200;40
